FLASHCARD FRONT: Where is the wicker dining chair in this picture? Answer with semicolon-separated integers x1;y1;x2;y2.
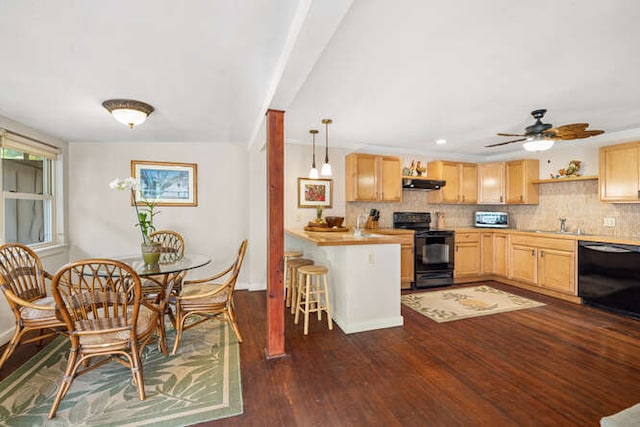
48;259;159;419
172;240;247;355
0;243;66;370
143;230;186;326
149;230;185;264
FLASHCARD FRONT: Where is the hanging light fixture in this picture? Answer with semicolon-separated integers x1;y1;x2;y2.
309;129;319;179
102;99;155;129
321;119;333;177
523;134;555;152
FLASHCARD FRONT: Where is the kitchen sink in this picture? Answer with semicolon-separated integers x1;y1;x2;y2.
520;229;592;236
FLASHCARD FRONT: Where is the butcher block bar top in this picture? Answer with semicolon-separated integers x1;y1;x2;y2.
285;228;409;246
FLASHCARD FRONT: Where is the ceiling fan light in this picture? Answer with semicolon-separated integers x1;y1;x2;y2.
102;99;154;129
523;136;555;152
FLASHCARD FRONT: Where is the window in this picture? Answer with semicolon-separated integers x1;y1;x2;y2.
1;130;59;246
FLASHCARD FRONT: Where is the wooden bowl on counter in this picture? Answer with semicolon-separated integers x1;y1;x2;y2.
325;216;344;228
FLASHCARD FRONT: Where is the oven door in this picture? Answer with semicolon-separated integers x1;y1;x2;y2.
414;232;455;288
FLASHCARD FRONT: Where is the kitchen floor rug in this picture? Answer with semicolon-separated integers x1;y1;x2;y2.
601;402;640;427
0;320;242;426
401;285;545;323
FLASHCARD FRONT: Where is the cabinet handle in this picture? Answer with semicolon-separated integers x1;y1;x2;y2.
500;195;503;203
531;249;535;256
540;250;544;258
520;195;524;202
381;192;384;198
456;245;459;252
638;190;640;199
462;195;465;202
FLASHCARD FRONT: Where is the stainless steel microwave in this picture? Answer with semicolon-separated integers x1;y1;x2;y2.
475;211;509;228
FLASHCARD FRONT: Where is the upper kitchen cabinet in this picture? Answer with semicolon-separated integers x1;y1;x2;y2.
427;161;478;204
345;153;402;202
505;159;539;204
478;162;505;204
599;141;640;202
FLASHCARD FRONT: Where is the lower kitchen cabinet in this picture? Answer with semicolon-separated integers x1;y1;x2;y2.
509;235;577;295
455;231;480;277
375;229;414;289
481;232;509;277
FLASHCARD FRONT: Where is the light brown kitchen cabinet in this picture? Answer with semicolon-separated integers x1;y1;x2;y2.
481;232;508;277
493;232;509;277
599;141;640;202
374;229;414;289
509;234;576;295
478;162;505;204
345;153;402;202
506;159;539;204
454;231;480;277
399;240;414;289
427;161;478;204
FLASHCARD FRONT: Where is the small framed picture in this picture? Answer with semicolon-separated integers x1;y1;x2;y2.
297;178;333;208
131;160;198;206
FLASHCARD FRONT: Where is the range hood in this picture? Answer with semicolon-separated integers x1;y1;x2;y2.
402;177;446;191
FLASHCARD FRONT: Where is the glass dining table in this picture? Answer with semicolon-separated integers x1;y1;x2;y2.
116;253;211;278
115;253;211;355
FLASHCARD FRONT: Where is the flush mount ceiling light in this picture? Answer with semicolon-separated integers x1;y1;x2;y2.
320;118;333;177
102;99;155;129
523;134;555;152
309;129;319;179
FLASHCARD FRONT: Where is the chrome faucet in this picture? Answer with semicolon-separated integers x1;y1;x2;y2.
559;217;567;233
354;214;364;238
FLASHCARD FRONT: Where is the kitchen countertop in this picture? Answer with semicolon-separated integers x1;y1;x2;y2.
453;227;640;246
286;228;406;246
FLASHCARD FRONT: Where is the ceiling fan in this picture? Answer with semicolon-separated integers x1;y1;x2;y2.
486;109;604;151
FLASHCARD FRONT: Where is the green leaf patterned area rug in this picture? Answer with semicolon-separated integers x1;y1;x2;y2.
401;285;545;323
0;320;242;426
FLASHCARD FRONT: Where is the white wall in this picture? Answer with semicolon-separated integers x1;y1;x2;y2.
285;143;349;228
67;142;257;287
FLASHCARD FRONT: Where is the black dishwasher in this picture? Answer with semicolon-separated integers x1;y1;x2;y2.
578;241;640;319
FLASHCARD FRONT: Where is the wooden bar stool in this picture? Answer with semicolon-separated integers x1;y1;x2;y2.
295;264;333;335
286;258;314;313
284;250;303;305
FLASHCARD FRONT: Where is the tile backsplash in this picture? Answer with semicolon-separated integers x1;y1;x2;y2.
346;180;640;240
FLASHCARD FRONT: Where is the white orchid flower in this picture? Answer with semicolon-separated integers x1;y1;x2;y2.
109;177;139;191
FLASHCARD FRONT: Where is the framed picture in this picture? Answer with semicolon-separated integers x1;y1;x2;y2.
131;160;198;206
297;178;333;208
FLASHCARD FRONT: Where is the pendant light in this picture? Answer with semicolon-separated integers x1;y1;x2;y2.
309;129;319;179
320;119;333;177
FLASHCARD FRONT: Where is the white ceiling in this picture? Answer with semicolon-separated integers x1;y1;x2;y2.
2;0;640;159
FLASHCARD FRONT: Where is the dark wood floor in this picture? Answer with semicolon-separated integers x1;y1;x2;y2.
3;281;640;426
205;281;640;427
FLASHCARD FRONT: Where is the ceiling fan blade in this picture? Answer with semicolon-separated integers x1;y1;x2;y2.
547;123;604;140
565;129;605;139
497;133;526;137
485;138;526;148
553;123;589;131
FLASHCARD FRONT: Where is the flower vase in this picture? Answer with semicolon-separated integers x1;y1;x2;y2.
141;242;162;266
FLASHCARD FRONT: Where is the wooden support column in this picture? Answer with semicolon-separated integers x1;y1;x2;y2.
265;109;286;358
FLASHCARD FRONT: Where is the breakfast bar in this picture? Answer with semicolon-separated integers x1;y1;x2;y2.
285;229;404;334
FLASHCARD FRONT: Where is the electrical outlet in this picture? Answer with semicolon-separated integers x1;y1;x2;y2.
368;252;375;264
603;217;616;227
